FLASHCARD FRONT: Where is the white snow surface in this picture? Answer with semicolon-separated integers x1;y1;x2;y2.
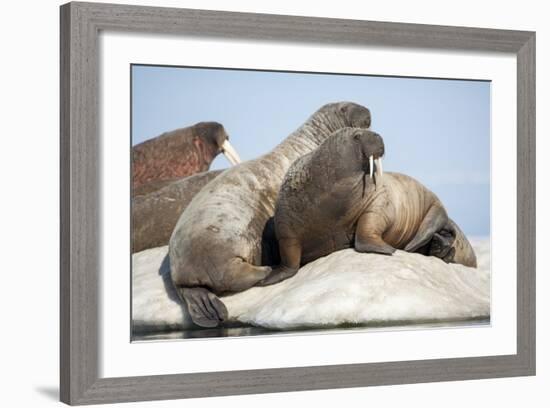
132;238;490;332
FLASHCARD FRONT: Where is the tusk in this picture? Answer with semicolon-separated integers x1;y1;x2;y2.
221;140;241;165
369;155;374;178
375;157;383;181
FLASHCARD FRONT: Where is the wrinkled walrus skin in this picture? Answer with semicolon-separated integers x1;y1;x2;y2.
259;127;477;286
132;122;240;189
132;170;224;253
133;178;184;197
169;102;372;327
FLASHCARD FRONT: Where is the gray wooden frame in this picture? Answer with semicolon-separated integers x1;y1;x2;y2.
60;1;536;405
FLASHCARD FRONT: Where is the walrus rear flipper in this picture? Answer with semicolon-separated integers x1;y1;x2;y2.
404;204;448;253
179;287;228;328
442;219;477;268
428;229;456;259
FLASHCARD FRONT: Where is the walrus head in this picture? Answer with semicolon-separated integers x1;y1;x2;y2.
194;121;241;165
314;102;372;133
316;127;385;188
336;101;372;129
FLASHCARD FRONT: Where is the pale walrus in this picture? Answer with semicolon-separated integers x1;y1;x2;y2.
132;121;240;190
169;102;372;327
258;127;477;286
132;170;224;253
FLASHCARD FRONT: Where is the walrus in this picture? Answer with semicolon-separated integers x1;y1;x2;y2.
133;178;182;197
132;121;240;190
169;102;372;327
258;127;477;286
132;170;223;253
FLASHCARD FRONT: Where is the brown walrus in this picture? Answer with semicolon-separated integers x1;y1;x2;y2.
169;102;372;327
132;170;224;253
133;178;182;197
258;127;477;286
132;121;240;190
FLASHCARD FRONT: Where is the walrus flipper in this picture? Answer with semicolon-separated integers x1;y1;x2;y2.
257;266;299;286
257;238;301;286
427;229;456;260
437;219;477;268
404;204;448;253
180;287;228;328
354;212;397;255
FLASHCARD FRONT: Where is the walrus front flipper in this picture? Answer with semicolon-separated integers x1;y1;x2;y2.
180;287;228;328
257;238;301;286
404;204;448;253
257;266;299;286
354;212;396;255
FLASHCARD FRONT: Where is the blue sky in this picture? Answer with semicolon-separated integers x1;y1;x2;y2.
132;65;490;236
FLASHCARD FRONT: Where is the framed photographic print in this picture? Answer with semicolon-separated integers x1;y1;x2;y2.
60;1;535;405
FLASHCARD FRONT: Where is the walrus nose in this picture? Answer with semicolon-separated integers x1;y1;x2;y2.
221;140;241;165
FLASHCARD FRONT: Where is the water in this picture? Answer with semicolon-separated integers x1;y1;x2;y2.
132;318;490;342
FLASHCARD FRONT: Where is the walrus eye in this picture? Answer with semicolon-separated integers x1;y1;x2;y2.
353;133;361;142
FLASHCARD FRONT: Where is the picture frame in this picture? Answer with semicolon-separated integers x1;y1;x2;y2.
60;1;536;405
